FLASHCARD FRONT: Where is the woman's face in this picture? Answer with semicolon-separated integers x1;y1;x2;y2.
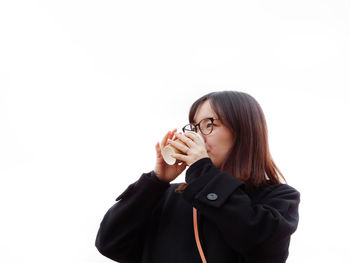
192;100;236;169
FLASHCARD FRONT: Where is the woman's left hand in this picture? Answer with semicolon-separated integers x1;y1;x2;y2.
168;132;209;166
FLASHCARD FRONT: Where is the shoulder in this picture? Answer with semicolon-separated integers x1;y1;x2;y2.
253;183;300;205
268;182;299;194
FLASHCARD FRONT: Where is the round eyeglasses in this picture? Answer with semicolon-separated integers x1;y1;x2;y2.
182;117;218;135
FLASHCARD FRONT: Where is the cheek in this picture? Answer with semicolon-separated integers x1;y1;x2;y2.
216;135;234;155
207;140;227;156
205;131;234;155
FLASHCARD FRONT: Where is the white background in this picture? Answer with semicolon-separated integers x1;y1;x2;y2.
1;1;349;262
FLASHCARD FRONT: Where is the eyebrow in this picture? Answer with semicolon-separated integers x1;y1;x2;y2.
193;116;216;124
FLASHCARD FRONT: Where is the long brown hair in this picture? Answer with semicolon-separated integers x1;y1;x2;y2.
189;91;285;190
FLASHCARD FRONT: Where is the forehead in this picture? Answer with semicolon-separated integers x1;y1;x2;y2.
193;100;218;123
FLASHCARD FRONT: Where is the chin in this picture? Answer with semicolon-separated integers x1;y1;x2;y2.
208;154;220;167
211;159;223;170
210;159;219;168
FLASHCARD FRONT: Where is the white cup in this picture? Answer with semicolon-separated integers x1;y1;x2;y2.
161;132;205;165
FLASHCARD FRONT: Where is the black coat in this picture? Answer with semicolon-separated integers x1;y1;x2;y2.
95;158;300;263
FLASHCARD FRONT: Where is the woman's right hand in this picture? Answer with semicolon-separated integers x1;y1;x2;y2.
154;129;187;183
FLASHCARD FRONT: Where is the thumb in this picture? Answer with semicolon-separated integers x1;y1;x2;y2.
155;142;162;158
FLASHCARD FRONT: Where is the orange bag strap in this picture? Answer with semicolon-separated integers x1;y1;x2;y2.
193;207;207;263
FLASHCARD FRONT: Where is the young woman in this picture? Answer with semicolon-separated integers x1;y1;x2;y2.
95;91;300;263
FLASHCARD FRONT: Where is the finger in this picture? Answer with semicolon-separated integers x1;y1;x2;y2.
170;153;188;163
175;132;195;147
168;139;189;154
184;132;203;145
161;131;170;148
170;128;177;140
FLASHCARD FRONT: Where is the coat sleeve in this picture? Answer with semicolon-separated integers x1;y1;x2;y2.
95;171;170;262
181;158;300;254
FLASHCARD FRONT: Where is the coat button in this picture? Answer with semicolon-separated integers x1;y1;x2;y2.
206;193;218;201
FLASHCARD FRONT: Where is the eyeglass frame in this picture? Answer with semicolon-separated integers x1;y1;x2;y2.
182;117;219;135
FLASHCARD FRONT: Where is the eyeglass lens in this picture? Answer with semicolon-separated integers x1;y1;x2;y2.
182;118;214;135
199;118;213;135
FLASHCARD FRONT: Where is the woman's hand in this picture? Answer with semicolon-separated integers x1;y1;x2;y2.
154;129;187;183
169;132;209;166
